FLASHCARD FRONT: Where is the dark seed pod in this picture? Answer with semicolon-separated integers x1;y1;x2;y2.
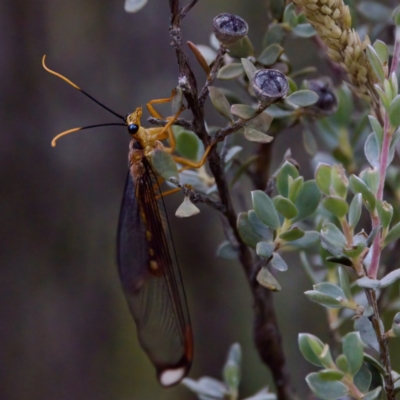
307;79;338;115
251;69;288;105
213;13;249;46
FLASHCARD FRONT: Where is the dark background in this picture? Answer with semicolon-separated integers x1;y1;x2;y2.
0;1;351;399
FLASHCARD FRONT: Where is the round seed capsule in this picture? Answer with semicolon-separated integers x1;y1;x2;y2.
251;69;289;105
213;13;249;46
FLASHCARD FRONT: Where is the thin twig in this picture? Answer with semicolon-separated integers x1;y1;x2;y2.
148;116;193;130
168;2;294;399
179;185;226;213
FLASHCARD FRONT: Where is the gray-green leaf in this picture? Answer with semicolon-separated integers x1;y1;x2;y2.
208;86;234;121
252;190;281;229
286;90;319;107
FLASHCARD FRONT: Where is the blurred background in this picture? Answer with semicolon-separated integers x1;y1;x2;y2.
0;0;352;399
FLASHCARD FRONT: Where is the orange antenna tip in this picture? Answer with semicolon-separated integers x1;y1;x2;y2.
51;127;83;147
42;55;81;91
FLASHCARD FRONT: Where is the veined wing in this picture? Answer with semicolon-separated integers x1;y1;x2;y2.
117;158;193;387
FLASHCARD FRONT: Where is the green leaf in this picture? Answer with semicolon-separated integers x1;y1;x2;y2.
368;115;383;149
217;63;244;79
376;200;393;230
276;161;299;197
306;372;348;400
208;86;234;121
374;85;390;109
342;243;366;258
380;268;400;288
285;90;319;107
394;6;400;25
318;369;345;381
292;180;321;222
298;333;325;367
336;354;349;373
384;78;394;102
256;241;274;259
320;222;347;256
389;94;400;127
322;196;349;219
264;23;286;46
305;290;343;308
176;130;200;161
319;344;335;368
315;163;332;195
314;282;346;300
363;353;386;375
256;266;282;291
244;128;274;143
343;332;364;376
373;40;389;64
354;316;380;352
365;132;380;168
349;175;376;210
360;167;379;196
269;0;285;20
366;45;385;82
273;195;298;219
271;252;288;271
258;44;284;65
303;129;318;156
363;387;382;400
238;212;267;248
284;230;319;249
348;193;362;229
389;127;400;167
288;176;304;203
227;35;254;58
292;23;316;38
217;241;238;259
279;227;304;241
231;104;256;119
252;190;281;229
356;277;381;289
330;164;348;198
353;363;372;393
246;112;274;133
283;3;298;27
338;267;352;301
383;221;400;247
151;149;179;181
249;210;273;241
241;58;257;81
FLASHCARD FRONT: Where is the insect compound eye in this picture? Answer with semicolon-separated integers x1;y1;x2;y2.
128;124;139;135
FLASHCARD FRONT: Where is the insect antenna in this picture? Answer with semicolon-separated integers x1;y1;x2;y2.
51;123;127;147
42;55;128;146
43;55;125;121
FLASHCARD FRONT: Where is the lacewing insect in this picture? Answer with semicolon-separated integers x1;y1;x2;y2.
42;55;196;387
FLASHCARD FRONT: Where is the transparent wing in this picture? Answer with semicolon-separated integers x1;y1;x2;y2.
117;160;192;386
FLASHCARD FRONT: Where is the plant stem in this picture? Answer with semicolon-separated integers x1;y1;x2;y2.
168;2;295;398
